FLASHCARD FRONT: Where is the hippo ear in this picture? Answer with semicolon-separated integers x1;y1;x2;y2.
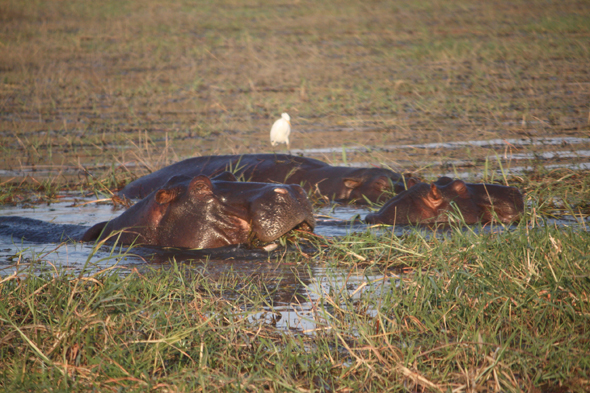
343;178;362;189
449;179;469;197
155;187;183;205
212;171;238;182
429;183;443;201
189;175;214;195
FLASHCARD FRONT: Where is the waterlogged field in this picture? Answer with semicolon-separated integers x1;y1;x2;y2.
1;0;590;391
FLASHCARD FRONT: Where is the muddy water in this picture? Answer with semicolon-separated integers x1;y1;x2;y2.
248;268;401;334
0;197;399;334
0;198;375;270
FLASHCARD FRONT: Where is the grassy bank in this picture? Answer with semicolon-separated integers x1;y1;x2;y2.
1;217;589;391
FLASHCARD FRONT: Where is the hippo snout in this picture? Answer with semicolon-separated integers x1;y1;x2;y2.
492;200;525;223
250;184;315;242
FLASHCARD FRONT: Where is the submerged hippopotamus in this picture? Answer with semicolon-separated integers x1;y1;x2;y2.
119;154;409;204
0;174;315;250
365;177;524;225
82;173;315;249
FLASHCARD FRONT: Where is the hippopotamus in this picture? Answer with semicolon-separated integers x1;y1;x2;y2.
365;177;524;225
82;173;315;248
119;154;409;204
0;174;315;250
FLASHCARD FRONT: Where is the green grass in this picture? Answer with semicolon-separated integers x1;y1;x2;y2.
1;217;589;391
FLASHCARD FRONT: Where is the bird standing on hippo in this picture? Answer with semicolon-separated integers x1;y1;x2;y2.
365;177;524;225
119;154;410;205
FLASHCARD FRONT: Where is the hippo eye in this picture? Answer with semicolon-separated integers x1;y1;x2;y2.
192;182;212;192
189;176;213;194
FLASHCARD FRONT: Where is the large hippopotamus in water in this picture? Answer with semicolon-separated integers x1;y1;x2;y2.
365;177;524;225
1;174;315;250
119;154;409;204
83;173;315;248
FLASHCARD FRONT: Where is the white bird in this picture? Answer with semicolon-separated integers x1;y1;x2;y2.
270;112;291;148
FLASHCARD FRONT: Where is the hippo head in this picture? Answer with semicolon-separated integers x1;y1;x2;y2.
467;182;524;224
82;175;315;249
365;178;524;225
336;170;415;204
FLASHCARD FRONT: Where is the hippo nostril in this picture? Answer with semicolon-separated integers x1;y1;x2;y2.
274;188;288;195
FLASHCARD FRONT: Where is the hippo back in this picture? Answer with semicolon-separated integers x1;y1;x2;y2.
119;154;328;199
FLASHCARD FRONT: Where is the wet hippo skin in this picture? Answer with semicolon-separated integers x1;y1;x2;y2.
119;154;409;204
365;177;524;225
1;174;316;250
83;174;316;249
